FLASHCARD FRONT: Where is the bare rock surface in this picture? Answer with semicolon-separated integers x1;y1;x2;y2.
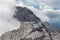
0;22;51;40
51;31;60;40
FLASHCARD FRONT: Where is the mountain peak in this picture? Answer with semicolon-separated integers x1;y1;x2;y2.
13;6;40;23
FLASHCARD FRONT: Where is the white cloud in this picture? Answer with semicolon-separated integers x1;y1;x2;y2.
0;0;20;37
18;0;60;9
39;3;60;23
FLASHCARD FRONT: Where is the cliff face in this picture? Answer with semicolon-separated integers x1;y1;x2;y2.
0;6;60;40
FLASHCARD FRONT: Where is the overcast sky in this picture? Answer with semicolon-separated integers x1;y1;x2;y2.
0;0;60;36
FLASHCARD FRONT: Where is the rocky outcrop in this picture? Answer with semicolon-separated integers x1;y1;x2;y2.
0;6;59;40
0;22;52;40
51;31;60;40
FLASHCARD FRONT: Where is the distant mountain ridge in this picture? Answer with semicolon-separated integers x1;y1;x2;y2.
43;22;60;32
50;22;60;28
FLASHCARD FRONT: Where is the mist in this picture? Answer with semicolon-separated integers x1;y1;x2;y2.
0;0;20;36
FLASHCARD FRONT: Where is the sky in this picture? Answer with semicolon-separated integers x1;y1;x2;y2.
0;0;60;36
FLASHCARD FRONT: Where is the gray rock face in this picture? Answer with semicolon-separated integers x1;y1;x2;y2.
50;32;60;40
13;6;40;22
0;22;51;40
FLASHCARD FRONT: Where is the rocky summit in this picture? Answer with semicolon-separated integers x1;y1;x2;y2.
13;6;40;22
0;6;60;40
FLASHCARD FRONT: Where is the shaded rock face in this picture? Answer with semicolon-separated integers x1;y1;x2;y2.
0;6;54;40
13;6;40;22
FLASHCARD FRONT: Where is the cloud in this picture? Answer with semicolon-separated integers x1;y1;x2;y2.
39;3;60;23
18;0;60;9
0;0;20;36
